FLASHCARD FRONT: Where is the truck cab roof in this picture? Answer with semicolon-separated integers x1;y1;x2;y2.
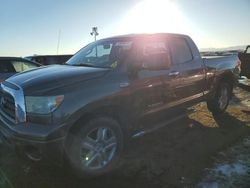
103;33;190;41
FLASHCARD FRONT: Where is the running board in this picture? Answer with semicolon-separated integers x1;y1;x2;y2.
132;108;195;138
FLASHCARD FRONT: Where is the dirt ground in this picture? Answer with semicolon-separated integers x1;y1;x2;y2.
197;136;250;188
0;80;250;188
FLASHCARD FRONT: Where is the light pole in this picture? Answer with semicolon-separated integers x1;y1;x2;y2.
90;27;99;42
90;27;99;56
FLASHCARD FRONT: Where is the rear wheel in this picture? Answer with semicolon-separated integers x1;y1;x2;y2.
207;82;232;116
66;117;124;177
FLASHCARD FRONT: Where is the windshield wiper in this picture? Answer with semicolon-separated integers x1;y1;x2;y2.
67;63;109;69
70;63;97;67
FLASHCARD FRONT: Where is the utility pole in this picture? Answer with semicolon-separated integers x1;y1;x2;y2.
90;27;99;42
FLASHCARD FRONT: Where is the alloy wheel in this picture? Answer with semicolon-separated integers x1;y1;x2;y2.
80;127;117;170
218;86;229;110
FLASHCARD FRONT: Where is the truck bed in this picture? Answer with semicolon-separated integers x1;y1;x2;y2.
203;55;240;77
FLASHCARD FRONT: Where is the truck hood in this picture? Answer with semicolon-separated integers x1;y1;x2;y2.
6;65;110;94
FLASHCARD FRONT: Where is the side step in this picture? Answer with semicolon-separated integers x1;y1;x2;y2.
132;107;196;138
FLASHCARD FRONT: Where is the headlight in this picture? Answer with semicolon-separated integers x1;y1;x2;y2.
25;95;64;114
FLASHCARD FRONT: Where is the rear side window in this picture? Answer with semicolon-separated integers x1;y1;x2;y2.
169;37;193;64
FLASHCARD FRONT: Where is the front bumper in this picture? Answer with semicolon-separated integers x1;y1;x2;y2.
0;112;67;164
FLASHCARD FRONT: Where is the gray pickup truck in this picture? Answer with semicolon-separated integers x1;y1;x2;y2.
0;33;241;177
239;45;250;78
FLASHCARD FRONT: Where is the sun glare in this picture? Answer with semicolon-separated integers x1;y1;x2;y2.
118;0;193;35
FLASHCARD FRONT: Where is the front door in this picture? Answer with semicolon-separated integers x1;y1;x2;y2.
127;38;170;132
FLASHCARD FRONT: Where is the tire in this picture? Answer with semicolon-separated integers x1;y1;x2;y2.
207;82;232;116
66;117;124;178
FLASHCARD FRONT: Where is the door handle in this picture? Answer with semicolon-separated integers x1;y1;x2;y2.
168;71;180;76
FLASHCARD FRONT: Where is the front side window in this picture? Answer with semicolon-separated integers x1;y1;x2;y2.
141;40;171;68
11;61;38;72
169;37;193;64
66;40;133;69
143;41;168;55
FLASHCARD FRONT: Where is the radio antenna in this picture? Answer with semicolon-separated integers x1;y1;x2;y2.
56;29;61;55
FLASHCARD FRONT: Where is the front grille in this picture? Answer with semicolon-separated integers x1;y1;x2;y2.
0;82;26;123
0;90;16;120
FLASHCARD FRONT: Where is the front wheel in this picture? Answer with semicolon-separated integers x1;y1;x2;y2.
207;82;232;116
66;117;124;178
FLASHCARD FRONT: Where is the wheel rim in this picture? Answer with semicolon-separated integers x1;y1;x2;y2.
218;86;228;110
80;127;117;170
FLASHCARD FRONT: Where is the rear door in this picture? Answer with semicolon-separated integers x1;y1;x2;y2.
161;36;206;108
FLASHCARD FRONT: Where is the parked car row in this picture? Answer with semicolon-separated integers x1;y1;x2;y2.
0;57;41;82
26;55;73;65
0;33;242;177
0;55;74;82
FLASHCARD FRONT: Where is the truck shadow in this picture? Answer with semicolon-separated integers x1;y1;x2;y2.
239;83;250;92
212;112;248;128
1;109;249;188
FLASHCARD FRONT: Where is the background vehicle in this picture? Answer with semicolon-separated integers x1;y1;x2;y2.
0;57;41;82
0;33;240;177
238;45;250;78
26;55;73;65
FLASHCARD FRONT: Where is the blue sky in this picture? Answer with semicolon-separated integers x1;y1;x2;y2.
0;0;249;56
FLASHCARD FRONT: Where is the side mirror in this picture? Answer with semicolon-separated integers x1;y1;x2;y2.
142;52;171;70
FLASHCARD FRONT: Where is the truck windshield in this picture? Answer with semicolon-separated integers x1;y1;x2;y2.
66;39;133;68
